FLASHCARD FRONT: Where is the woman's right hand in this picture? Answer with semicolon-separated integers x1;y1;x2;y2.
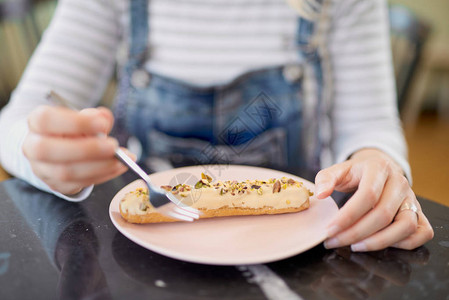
23;105;131;195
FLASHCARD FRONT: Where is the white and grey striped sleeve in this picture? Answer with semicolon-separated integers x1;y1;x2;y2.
328;0;411;180
0;0;120;200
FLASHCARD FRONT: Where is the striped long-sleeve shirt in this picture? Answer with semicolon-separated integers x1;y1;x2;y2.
0;0;410;201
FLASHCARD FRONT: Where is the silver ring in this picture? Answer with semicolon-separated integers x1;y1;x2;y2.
399;202;420;221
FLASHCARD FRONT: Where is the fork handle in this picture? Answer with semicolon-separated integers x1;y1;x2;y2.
114;148;152;183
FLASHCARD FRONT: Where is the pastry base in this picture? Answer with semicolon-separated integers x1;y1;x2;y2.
119;200;310;224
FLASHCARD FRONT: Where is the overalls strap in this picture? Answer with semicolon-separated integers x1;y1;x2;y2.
128;0;149;67
113;0;150;145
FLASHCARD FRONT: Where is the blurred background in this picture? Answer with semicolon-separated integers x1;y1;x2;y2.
0;0;448;206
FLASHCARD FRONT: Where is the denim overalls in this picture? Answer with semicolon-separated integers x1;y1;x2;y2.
114;0;324;178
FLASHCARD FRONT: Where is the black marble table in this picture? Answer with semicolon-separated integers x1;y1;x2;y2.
0;172;448;300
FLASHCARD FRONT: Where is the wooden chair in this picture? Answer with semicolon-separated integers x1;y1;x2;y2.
0;164;10;181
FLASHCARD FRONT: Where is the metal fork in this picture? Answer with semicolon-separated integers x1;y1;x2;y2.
46;91;200;221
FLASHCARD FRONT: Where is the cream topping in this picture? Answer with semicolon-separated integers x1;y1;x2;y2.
120;175;312;215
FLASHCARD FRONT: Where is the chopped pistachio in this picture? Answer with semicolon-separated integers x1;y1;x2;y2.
201;173;213;182
139;202;147;211
272;180;281;193
195;181;203;189
160;185;172;191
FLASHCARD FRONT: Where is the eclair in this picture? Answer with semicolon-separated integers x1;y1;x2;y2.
119;173;312;223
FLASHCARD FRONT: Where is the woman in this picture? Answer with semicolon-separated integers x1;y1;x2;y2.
0;0;433;251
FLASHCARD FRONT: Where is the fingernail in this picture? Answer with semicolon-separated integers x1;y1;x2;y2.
101;138;118;153
324;237;340;249
351;242;367;252
326;225;341;237
315;182;330;198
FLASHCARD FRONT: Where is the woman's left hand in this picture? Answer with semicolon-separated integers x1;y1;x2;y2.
315;148;434;252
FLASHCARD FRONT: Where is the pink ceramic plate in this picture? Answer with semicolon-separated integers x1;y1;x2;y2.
109;165;338;265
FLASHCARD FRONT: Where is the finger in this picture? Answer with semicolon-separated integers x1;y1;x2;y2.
33;158;126;182
79;107;114;135
315;161;352;199
325;175;407;248
59;147;136;182
30;147;136;192
392;211;434;250
45;168;125;195
38;161;128;195
23;133;118;163
28;106;109;136
348;201;418;252
45;165;127;196
47;182;84;196
324;162;390;238
67;163;128;187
